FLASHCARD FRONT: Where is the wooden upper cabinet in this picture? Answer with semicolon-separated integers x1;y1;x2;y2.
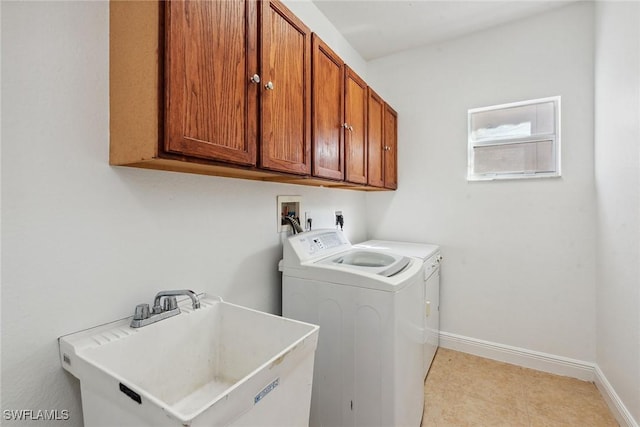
259;0;311;175
164;0;258;166
110;1;396;190
311;34;345;181
367;88;385;188
344;66;368;184
383;104;398;189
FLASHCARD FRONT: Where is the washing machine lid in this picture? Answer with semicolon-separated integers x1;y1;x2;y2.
316;250;411;277
355;240;440;261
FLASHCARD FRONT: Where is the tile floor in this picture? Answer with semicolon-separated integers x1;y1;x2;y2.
422;348;619;426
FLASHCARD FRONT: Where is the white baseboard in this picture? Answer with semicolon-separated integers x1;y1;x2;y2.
439;331;595;380
594;365;639;427
439;331;638;427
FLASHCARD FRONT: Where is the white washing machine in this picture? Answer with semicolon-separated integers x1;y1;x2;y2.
281;230;424;427
355;240;442;378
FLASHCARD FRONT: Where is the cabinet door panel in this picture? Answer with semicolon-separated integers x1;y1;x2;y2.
165;0;258;165
260;0;311;175
384;105;398;189
367;89;385;187
344;67;367;184
312;35;344;181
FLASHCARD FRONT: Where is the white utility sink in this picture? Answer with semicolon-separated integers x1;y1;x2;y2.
59;295;319;427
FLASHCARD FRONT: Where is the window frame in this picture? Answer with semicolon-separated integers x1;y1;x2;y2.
467;96;561;181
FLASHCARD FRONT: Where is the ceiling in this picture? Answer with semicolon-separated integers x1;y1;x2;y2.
311;0;576;60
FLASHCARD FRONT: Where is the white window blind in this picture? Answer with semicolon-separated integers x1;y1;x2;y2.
467;96;561;181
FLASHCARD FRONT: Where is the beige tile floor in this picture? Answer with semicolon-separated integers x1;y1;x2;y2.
423;348;619;426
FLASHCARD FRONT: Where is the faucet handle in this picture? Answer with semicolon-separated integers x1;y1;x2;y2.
133;303;150;320
163;297;178;312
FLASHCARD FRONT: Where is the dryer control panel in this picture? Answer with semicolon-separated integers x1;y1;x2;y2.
424;253;443;280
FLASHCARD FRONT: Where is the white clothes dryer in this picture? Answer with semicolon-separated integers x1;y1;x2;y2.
355;240;442;378
281;230;424;427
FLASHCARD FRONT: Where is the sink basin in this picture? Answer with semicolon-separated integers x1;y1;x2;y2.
59;295;319;427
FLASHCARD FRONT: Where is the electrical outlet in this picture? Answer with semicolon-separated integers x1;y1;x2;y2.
335;210;344;230
304;211;312;231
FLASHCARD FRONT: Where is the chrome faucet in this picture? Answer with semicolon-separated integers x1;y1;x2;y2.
130;289;201;328
153;289;201;311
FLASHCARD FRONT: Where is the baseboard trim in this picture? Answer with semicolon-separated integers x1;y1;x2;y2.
594;365;639;427
439;331;595;380
439;331;638;427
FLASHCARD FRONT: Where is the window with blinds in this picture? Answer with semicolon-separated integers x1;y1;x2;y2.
467;96;561;181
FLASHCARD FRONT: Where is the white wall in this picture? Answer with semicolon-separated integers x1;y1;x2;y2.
283;0;367;79
365;3;597;362
594;2;640;424
0;1;367;425
5;0;639;424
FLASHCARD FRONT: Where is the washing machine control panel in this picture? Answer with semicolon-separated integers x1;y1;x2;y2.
290;230;350;260
311;233;343;250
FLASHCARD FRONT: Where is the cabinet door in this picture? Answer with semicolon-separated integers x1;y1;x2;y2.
260;0;311;175
344;67;368;184
383;104;398;189
164;0;258;165
367;88;385;188
312;35;344;181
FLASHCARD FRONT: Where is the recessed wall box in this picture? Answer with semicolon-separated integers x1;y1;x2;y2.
278;196;302;233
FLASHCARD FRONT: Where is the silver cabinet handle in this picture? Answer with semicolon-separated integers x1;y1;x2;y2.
341;123;353;132
250;74;260;84
265;81;274;90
